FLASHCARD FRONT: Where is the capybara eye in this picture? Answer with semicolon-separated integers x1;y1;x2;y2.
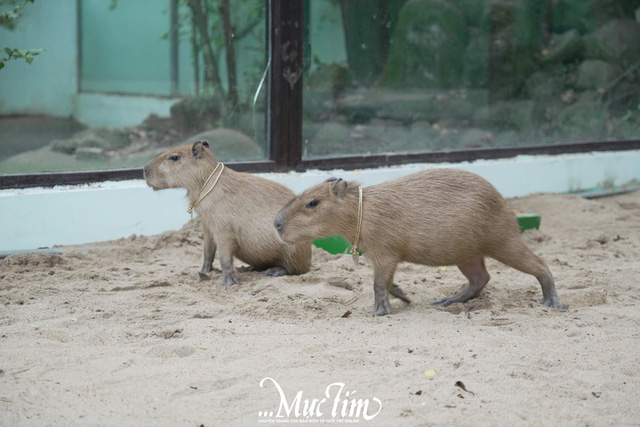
168;155;181;162
306;199;319;209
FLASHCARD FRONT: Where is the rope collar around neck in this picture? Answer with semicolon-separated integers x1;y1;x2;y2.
187;162;224;214
348;186;363;263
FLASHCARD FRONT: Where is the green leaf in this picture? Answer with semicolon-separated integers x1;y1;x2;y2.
0;62;4;70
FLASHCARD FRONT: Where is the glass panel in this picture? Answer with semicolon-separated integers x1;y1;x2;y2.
80;0;173;96
302;0;640;159
0;0;268;176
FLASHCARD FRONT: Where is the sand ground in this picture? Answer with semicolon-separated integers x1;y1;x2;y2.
1;190;639;426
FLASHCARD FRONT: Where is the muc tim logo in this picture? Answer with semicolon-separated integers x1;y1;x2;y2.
257;377;382;423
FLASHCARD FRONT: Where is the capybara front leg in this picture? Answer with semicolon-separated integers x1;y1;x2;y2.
199;227;217;280
373;263;397;316
218;248;240;290
431;257;490;307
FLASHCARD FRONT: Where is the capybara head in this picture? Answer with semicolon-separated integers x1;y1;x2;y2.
275;177;358;244
144;140;216;190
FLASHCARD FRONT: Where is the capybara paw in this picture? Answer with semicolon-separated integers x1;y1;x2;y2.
262;266;288;277
221;275;240;290
373;301;392;316
540;294;559;308
389;283;411;303
431;296;462;307
199;272;211;281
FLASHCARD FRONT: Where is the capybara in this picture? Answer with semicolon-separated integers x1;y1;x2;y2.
144;140;311;288
274;169;558;316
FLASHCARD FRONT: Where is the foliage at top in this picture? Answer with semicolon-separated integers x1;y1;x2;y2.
0;0;43;70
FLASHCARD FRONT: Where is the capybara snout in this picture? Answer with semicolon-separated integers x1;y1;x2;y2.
273;215;284;232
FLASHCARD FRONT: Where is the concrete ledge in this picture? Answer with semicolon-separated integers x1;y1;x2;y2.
1;150;639;252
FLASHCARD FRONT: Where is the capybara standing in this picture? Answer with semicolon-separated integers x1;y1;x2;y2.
274;169;558;316
144;140;311;288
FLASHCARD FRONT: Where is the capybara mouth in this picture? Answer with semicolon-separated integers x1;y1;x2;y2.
144;176;161;191
273;227;290;245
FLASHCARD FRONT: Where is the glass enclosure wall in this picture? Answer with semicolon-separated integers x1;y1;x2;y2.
302;0;640;159
0;0;267;175
1;0;639;179
80;1;176;96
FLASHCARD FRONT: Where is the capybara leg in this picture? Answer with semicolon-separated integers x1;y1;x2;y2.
262;266;288;277
218;249;240;290
373;262;397;316
491;239;558;308
388;283;411;303
199;228;217;280
431;257;490;307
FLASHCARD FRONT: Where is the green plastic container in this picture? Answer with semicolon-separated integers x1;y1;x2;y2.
313;235;351;255
516;213;541;232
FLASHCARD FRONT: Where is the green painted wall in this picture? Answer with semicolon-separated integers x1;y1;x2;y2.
0;0;77;117
1;1;267;123
80;0;173;96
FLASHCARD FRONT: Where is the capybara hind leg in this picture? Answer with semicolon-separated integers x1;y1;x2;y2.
218;248;240;290
388;283;411;303
262;266;288;277
431;257;490;307
199;227;217;280
373;262;397;316
491;239;558;308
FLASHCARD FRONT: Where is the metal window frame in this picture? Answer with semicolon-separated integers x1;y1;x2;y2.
1;0;639;190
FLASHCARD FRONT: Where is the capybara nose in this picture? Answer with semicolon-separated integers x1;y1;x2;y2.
143;161;151;180
274;218;284;231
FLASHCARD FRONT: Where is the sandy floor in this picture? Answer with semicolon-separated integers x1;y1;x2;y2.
1;190;639;426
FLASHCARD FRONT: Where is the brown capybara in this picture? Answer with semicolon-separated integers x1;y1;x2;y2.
274;169;558;316
144;140;311;288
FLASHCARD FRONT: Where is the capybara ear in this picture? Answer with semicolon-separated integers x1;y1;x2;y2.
192;140;209;159
330;178;348;199
325;177;338;183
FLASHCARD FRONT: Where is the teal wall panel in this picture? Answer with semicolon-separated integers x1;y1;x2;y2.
0;0;77;116
80;0;172;96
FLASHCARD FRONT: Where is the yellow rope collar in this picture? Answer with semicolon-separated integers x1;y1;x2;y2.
187;162;224;214
348;186;363;262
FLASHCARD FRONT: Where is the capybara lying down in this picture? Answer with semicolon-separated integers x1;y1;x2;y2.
144;140;311;289
274;169;558;316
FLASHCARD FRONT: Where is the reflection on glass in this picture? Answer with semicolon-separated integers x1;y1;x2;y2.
303;0;640;159
0;0;267;175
